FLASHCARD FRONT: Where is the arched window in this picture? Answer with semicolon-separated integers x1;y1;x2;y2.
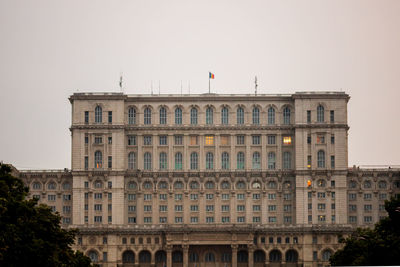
32;182;41;190
175;152;182;170
205;252;215;262
143;181;152;189
94;180;103;188
317;105;325;122
238;251;248;262
144;107;152;124
128;107;136;124
317;150;325;168
144;152;152;170
62;182;71;190
237;181;246;189
206;107;213;124
283;106;291;125
322;250;332;261
283;151;292;169
122;250;135;263
221;181;230;189
285;250;298;262
237;107;244;125
47;182;56;190
95;106;102;123
172;251;183;263
190;181;199;189
94;151;102;169
252;181;261;189
190;152;198;170
159;152;167;170
252;107;260;124
221;152;230;170
189;252;199;262
237;152;245;170
269;250;282;262
128;152;136;170
175;108;182;124
158;181;168;189
206;152;214;170
364;181;372;188
284;181;292;189
254;250;265;262
268;152;276;170
88;251;99;263
268;181;277;189
252;152;261;169
139;251;151;263
190;108;198;125
128;182;137;189
268;107;275;124
205;181;214;189
221;107;229;124
318;179;326;187
379;181;387;189
155;251;166;263
174;181;184;189
349;181;357;188
159;107;167;124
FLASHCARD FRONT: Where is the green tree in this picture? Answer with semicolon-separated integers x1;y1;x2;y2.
0;163;92;267
330;197;400;266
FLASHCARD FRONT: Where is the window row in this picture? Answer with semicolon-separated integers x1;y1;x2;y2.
31;181;71;190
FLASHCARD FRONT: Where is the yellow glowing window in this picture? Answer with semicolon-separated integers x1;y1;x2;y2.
283;136;292;145
220;136;229;145
307;180;312;187
205;135;214;145
190;136;198;145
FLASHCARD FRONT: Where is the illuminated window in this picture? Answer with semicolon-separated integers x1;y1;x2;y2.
283;136;292;145
94;151;102;169
190;136;198;145
205;135;214;145
307;155;311;169
220;135;229;145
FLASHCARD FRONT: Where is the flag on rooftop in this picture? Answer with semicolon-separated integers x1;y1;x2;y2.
209;72;215;79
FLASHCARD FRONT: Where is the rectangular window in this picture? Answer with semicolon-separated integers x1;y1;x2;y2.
237;216;245;223
128;205;136;212
108;193;112;200
144;217;152;223
190;217;198;223
62;217;71;224
220;135;229;145
313;251;318;261
237;193;245;200
190;205;199;211
143;135;152;145
364;204;372;212
84;111;89;124
48;195;56;201
379;193;387;200
283;193;292;200
349;193;356;200
159;205;167;212
284;216;292;223
308;192;312;198
94;216;102;222
268;193;276;200
174;216;183;223
127;135;136;146
144;205;152;212
103;252;108;262
94;136;102;144
283;136;292;145
159;217;167;223
159;135;167;145
284;205;292;212
253;205;261;211
252;135;261;145
222;216;230;223
175;205;183;212
222;194;230;200
63;194;71;201
108;111;112;123
190;194;198;200
33;195;40;200
308;203;312;210
318;215;326;222
108;136;112;144
307;155;311;169
268;217;277;223
206;194;214;200
174;135;183;145
267;135;276;145
331;135;335;144
331;203;336;210
205;135;214;145
206;205;214;212
253;193;261;200
128;217;136;223
253;216;261;223
307;110;311;123
108;156;112;169
364;216;373;223
379;204;385;211
84;193;89;199
63;206;71;213
159;194;167;200
85;135;89;144
237;135;245;145
237;205;245;211
317;192;326;199
190;135;198;145
268;205;276;211
364;193;372;200
144;194;152;201
318;203;326;210
331;156;335;168
221;205;230;212
94;204;102;211
330;110;335;122
308;215;312;222
175;194;183;200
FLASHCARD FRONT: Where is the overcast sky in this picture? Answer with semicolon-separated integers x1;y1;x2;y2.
0;0;399;169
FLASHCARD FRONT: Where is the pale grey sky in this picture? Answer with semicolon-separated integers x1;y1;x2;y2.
0;0;399;169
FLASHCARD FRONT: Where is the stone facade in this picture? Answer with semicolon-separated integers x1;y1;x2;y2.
16;92;400;267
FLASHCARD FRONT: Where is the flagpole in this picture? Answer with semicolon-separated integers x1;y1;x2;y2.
208;74;210;94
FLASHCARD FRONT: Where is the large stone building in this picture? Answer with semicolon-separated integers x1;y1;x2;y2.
16;92;400;267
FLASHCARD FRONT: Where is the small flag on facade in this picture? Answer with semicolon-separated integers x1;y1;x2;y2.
209;72;215;79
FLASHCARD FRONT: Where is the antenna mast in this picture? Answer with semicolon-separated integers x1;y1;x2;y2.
255;76;258;96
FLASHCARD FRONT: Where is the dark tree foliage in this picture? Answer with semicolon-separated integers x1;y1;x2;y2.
330;197;400;266
0;163;92;267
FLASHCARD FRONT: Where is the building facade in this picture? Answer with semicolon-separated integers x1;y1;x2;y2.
17;92;400;267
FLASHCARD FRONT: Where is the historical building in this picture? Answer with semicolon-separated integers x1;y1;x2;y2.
16;92;400;267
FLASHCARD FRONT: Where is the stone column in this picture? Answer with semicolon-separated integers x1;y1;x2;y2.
183;245;189;267
231;245;238;267
248;246;254;267
167;248;172;267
